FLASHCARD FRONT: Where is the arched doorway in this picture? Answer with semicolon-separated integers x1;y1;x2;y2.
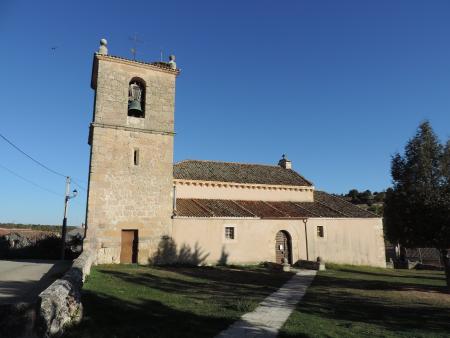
275;230;292;264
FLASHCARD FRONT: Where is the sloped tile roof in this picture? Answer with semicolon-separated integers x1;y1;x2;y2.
237;201;287;218
267;202;316;218
194;199;254;217
175;199;214;217
294;201;344;218
174;160;313;186
313;191;376;218
175;191;377;218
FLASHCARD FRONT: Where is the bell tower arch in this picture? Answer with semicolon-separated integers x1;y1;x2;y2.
128;78;146;118
85;39;180;264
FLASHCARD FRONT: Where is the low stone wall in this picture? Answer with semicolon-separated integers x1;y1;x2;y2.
36;249;95;337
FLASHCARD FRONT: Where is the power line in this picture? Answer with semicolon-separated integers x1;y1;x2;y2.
0;133;88;191
0;163;62;197
0;133;66;178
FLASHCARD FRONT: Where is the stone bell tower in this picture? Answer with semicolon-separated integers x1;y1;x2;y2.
85;39;179;264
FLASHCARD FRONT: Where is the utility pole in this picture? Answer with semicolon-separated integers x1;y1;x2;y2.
61;176;78;260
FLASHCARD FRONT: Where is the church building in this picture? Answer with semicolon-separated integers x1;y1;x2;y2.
85;40;386;268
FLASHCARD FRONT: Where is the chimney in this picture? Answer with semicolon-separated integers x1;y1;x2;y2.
278;154;292;169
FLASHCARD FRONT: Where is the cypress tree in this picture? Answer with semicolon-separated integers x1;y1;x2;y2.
384;121;450;286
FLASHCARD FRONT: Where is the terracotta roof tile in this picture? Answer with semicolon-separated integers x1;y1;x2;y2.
174;160;313;186
175;199;213;217
313;191;376;218
265;202;315;218
175;192;378;219
237;201;287;218
294;201;344;217
193;199;254;217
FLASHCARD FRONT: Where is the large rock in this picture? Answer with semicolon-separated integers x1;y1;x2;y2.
37;249;94;337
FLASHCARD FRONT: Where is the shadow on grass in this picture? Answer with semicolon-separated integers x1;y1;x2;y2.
280;272;450;337
318;272;447;293
163;265;292;288
335;267;446;282
64;290;234;338
65;266;294;338
98;266;293;306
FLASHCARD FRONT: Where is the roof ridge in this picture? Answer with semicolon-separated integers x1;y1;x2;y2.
174;159;281;168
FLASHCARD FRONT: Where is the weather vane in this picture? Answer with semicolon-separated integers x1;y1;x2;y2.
129;33;143;61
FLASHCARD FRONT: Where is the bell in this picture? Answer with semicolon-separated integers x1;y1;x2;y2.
128;99;142;116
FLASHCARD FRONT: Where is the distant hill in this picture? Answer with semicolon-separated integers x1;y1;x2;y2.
337;189;386;216
0;223;78;232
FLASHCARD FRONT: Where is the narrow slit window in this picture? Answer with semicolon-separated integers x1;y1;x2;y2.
225;227;235;240
133;149;139;166
317;226;324;238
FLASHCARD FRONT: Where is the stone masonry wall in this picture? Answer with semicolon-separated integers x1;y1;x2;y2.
87;127;174;264
93;56;176;132
86;55;177;264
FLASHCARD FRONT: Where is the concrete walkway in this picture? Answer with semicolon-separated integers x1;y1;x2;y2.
0;259;70;304
216;269;317;338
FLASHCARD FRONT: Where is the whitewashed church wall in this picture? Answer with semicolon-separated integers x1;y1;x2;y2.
171;218;305;264
174;180;314;202
171;217;386;267
306;218;386;268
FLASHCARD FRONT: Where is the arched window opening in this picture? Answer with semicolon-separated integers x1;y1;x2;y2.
128;78;145;118
275;230;292;265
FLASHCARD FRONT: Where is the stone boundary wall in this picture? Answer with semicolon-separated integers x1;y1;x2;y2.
36;248;95;337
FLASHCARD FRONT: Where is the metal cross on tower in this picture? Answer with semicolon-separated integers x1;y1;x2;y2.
129;33;143;61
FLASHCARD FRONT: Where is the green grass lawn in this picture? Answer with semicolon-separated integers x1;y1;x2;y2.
64;264;294;338
65;264;450;338
280;264;450;338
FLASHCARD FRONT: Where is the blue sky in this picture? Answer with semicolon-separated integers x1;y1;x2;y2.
0;0;449;226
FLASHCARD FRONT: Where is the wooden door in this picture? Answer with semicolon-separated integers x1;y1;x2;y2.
121;230;138;263
275;231;292;264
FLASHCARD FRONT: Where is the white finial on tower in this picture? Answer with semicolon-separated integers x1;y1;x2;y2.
168;54;177;70
98;38;108;55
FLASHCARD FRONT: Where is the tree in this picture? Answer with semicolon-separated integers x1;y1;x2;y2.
384;121;450;286
361;189;373;206
373;191;386;203
348;189;360;203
